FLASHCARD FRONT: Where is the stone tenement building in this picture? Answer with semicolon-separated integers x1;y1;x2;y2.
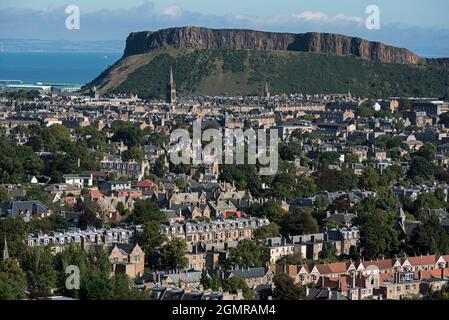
162;217;270;245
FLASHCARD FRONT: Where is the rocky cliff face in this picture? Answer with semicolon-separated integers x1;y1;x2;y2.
123;26;424;65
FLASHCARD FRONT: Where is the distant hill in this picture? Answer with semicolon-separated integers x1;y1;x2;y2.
87;27;449;99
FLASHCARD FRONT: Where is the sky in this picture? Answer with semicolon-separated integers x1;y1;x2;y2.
1;0;449;56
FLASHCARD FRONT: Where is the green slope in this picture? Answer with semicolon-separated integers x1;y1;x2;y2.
90;49;449;99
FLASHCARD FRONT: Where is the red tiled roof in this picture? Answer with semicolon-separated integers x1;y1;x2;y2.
406;255;437;266
316;262;348;275
87;189;104;199
134;179;156;187
361;259;396;270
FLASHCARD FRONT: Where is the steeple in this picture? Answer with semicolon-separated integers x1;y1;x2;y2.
265;82;271;98
2;235;9;261
395;207;406;235
166;66;177;105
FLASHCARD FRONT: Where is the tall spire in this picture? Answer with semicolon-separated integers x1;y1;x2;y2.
166;66;177;104
170;66;174;85
2;235;9;261
265;81;270;98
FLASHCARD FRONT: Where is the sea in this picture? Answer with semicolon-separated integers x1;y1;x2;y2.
0;52;122;86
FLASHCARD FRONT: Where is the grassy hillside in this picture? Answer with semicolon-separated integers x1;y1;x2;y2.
89;49;449;99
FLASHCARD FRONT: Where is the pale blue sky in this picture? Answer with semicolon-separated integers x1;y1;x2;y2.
1;0;449;56
1;0;448;28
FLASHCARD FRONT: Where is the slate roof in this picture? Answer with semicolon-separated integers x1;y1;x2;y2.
224;267;267;279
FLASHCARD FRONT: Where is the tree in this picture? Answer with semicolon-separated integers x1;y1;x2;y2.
413;143;437;161
111;123;143;148
336;169;359;191
174;179;188;189
0;217;28;259
80;269;114;300
132;199;165;224
122;147;145;163
160;238;188;270
314;195;330;211
319;243;338;262
272;273;305;300
138;222;166;268
314;169;338;192
78;211;103;229
280;210;319;236
359;167;381;191
222;277;255;300
407;156;439;182
116;201;126;215
440;112;449;127
345;153;360;163
21;246;58;298
357;211;400;259
410;216;449;255
253;223;280;241
0;186;11;201
200;270;220;291
112;274;151;300
0;259;27;300
225;239;269;269
246;202;286;224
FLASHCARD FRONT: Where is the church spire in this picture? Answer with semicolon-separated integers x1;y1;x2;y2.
170;66;174;85
2;235;9;261
265;81;271;98
166;66;177;105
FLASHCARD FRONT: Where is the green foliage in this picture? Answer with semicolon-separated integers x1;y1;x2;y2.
200;270;221;291
109;49;449;98
80;268;114;300
0;259;27;300
0;138;44;183
0;217;28;259
314;168;358;192
122;147;145;163
174;179;188;189
356;211;400;259
21;246;58;298
407;156;439;182
225;239;269;269
246;202;286;224
160;238;188;270
220;164;262;196
357;100;375;117
112;122;143;148
253;223;281;241
138;222;167;268
359;167;381;191
272;273;305;300
280;210;319;236
0;186;11;201
111;274;151;300
131;199;165;225
410;216;449;255
222;276;255;300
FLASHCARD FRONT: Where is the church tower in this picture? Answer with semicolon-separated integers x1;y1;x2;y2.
166;66;177;104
